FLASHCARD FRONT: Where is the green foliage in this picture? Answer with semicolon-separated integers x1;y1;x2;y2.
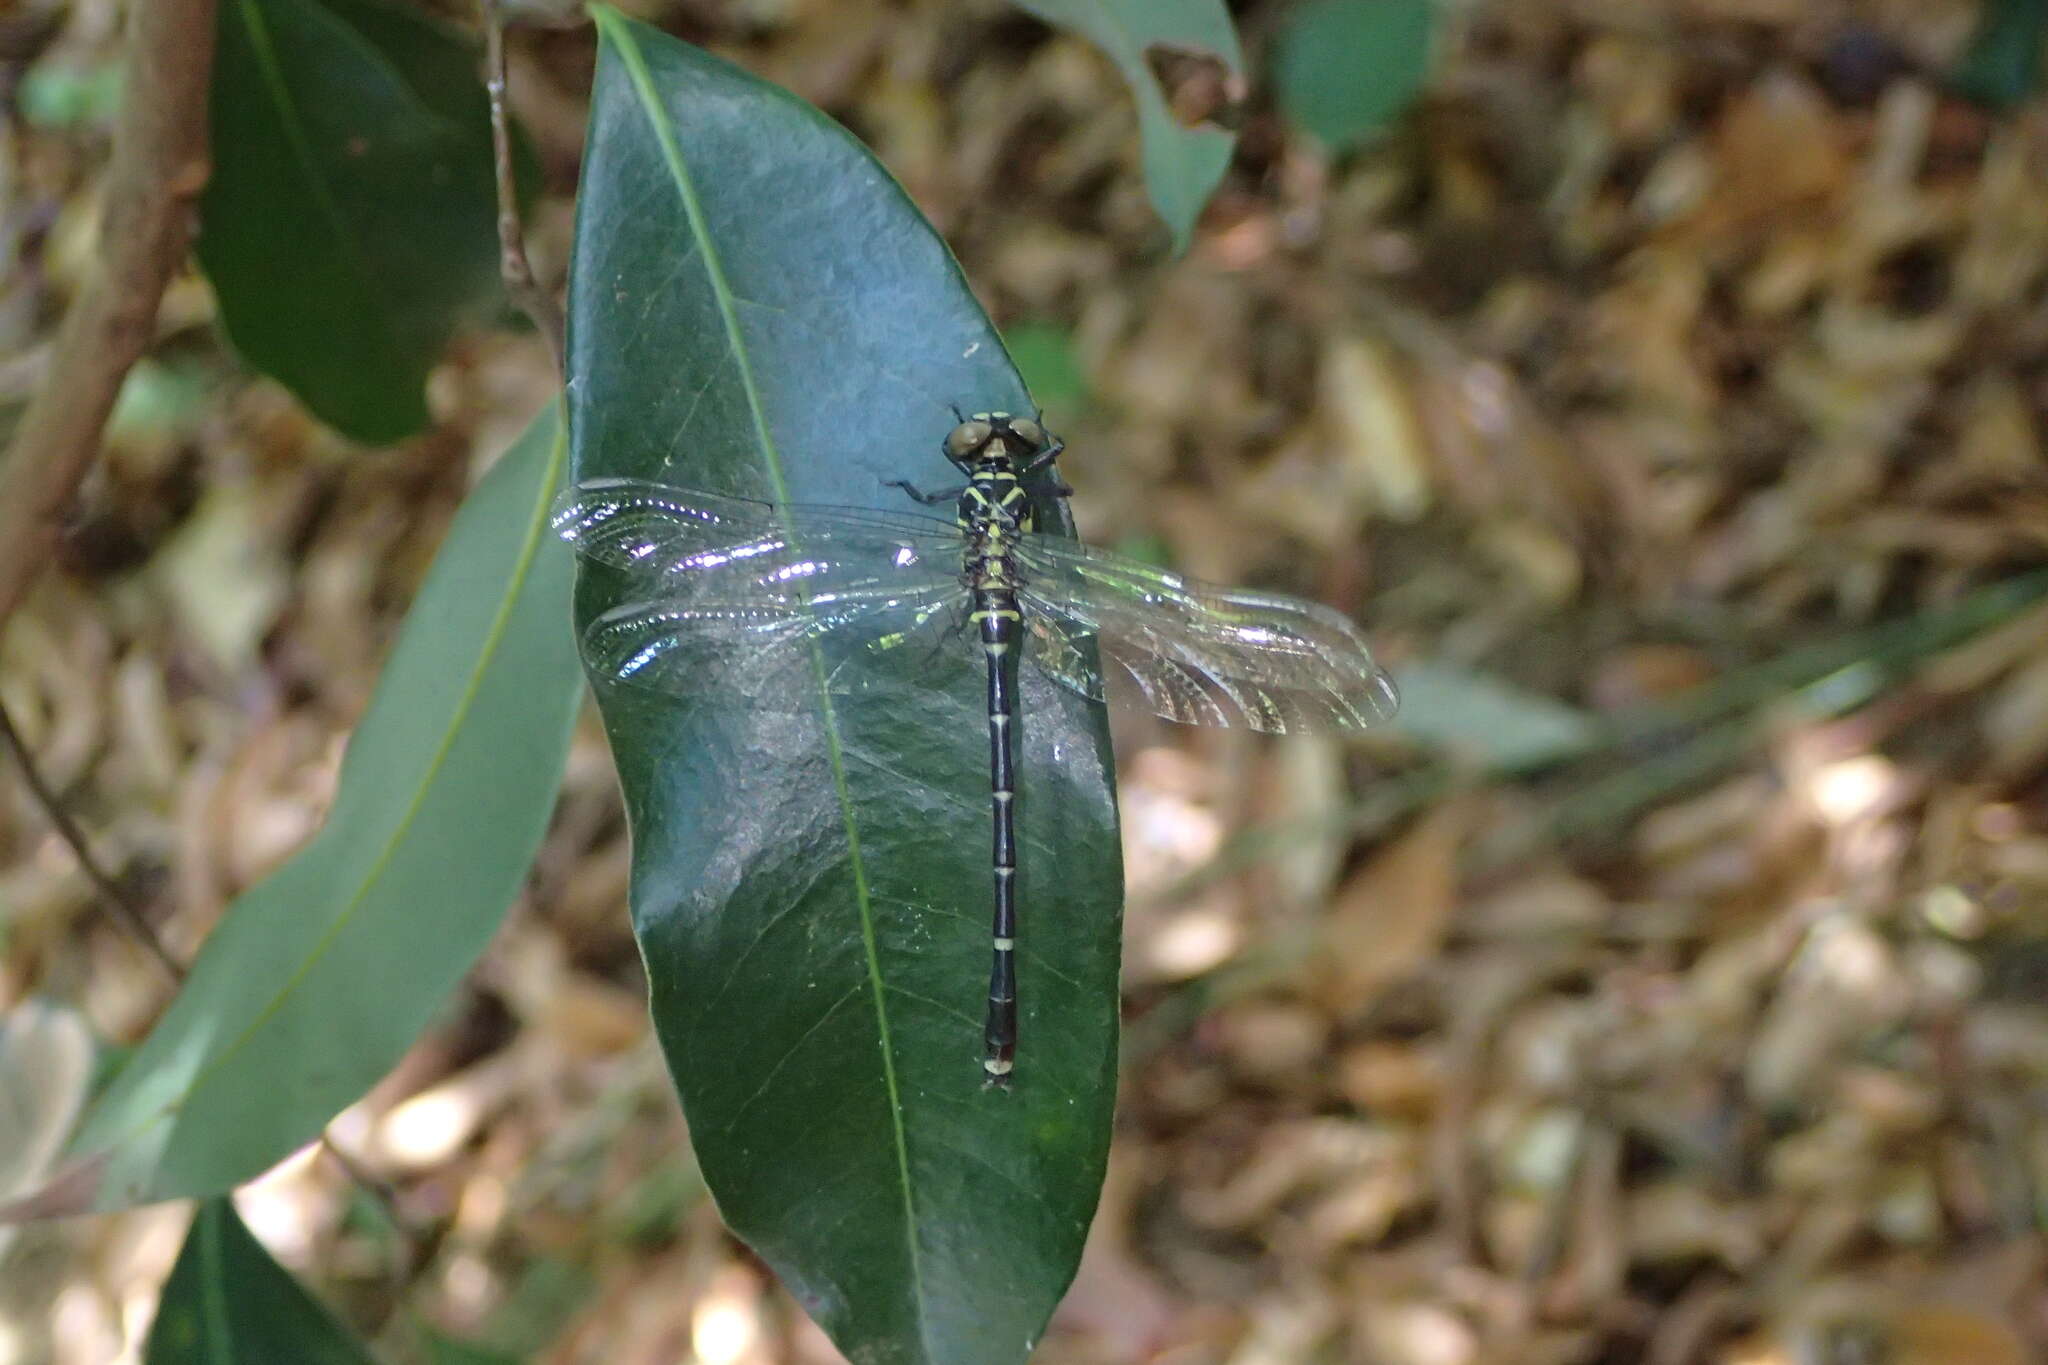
570;11;1123;1362
56;412;580;1211
419;1329;526;1365
1012;0;1242;249
200;0;505;443
1275;0;1435;151
1952;0;2047;109
145;1198;377;1364
17;60;123;129
1003;321;1091;417
1384;661;1599;771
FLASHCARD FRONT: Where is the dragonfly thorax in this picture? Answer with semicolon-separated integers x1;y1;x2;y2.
946;411;1049;534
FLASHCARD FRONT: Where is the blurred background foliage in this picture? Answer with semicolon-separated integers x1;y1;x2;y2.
3;0;2048;1362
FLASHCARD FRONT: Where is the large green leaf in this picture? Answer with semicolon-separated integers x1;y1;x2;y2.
145;1198;379;1364
200;0;504;443
1;411;580;1217
1012;0;1242;250
571;13;1122;1364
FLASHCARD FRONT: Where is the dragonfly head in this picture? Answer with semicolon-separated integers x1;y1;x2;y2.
942;411;1049;468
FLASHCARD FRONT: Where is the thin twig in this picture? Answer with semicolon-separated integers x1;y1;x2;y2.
0;0;216;636
0;698;182;982
0;701;424;1247
484;0;566;373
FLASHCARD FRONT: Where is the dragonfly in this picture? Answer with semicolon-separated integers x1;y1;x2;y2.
552;411;1399;1085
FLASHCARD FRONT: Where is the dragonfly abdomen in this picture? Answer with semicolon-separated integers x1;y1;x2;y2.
971;545;1023;1084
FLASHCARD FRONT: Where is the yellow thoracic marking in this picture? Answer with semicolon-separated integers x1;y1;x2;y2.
966;486;992;506
999;486;1026;506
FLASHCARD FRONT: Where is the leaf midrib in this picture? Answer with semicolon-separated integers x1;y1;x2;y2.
592;4;932;1341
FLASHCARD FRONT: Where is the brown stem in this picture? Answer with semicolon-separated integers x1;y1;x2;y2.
0;696;423;1244
0;0;217;635
484;0;565;373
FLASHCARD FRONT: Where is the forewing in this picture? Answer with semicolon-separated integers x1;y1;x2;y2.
551;477;966;608
581;592;969;705
1016;538;1399;734
554;478;972;705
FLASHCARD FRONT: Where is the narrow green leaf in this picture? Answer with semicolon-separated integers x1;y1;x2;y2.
572;13;1122;1364
145;1198;378;1365
200;0;503;443
1274;0;1435;152
1386;661;1598;771
1012;0;1242;250
14;411;580;1216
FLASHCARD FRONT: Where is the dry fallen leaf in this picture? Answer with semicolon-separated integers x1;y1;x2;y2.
1311;800;1471;1017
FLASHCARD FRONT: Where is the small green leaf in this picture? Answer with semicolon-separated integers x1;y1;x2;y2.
573;12;1121;1364
19;411;579;1216
1012;0;1242;249
17;60;123;129
1386;661;1598;770
200;0;504;443
1003;321;1090;416
1952;0;2047;110
145;1198;378;1364
1275;0;1435;152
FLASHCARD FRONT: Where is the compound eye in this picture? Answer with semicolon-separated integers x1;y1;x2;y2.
945;419;993;460
1006;416;1046;449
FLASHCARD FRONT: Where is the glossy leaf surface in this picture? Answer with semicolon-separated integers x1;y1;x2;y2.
570;13;1122;1363
145;1198;378;1364
9;412;580;1217
201;0;503;443
1013;0;1241;249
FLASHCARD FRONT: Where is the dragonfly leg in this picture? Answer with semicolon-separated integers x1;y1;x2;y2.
1018;437;1065;477
884;477;966;506
1019;439;1072;498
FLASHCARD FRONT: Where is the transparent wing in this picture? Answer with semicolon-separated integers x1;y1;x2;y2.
551;477;968;608
1013;537;1399;734
581;592;968;701
553;478;971;699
